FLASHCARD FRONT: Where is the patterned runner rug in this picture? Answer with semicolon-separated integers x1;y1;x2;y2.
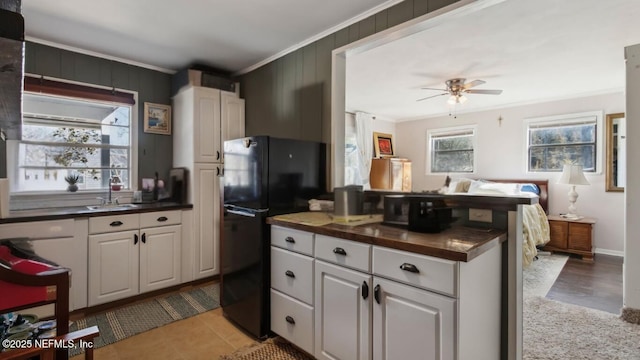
70;283;219;356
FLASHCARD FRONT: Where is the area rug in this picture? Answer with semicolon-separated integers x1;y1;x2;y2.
69;283;219;356
219;337;313;360
523;254;640;359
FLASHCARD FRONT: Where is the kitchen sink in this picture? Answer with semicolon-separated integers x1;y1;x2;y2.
86;203;139;211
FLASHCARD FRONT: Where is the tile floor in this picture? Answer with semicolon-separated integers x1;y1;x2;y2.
69;307;256;360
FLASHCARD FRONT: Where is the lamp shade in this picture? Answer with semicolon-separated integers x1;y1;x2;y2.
558;164;590;185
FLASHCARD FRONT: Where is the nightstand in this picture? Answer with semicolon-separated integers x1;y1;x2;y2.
544;215;596;261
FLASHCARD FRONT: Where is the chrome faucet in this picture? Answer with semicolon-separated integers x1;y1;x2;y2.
97;177;120;206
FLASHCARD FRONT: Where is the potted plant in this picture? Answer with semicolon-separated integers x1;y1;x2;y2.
64;174;79;192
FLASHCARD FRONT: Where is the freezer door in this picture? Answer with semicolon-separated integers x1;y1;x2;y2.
223;136;268;210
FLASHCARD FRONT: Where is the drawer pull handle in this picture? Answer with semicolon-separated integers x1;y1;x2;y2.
134;234;139;245
400;263;420;274
157;216;168;222
285;316;295;325
285;270;295;278
374;284;381;304
362;281;369;300
285;236;295;244
217;167;221;176
333;247;347;256
110;221;123;227
141;233;147;244
217;151;221;160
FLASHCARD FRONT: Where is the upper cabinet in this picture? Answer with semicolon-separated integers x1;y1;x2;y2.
173;86;245;165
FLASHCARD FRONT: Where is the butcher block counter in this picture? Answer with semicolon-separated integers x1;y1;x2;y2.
266;211;506;262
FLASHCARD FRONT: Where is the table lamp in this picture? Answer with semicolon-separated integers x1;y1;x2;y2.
557;164;590;219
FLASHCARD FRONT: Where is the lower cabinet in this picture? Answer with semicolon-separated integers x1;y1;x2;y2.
88;211;182;306
314;260;371;360
372;277;455;360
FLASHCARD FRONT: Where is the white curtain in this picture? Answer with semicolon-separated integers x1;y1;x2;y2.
355;112;374;190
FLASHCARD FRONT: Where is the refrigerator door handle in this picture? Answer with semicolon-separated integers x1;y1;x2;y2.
226;209;256;217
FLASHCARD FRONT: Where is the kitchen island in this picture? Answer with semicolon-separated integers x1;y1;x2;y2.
266;212;507;360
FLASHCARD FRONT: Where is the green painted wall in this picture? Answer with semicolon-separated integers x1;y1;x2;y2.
13;42;173;184
239;0;458;145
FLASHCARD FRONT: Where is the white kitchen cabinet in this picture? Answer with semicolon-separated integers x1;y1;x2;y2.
372;276;456;360
173;85;244;281
192;163;221;279
88;229;140;306
0;219;87;312
314;260;371;360
88;210;183;306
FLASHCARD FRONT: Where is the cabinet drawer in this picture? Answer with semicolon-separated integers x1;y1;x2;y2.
140;210;182;228
315;235;371;272
271;289;314;355
89;214;140;234
271;247;314;304
373;246;457;297
271;226;314;256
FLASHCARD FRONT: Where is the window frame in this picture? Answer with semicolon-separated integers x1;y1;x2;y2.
523;111;603;174
426;124;477;175
6;75;138;209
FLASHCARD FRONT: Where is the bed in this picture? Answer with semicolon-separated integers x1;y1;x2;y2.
446;178;550;266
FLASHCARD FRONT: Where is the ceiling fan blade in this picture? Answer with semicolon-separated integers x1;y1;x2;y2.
420;87;447;91
416;93;449;101
462;79;486;89
465;89;503;95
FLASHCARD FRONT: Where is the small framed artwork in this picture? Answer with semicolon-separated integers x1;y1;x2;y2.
144;102;172;135
373;132;394;158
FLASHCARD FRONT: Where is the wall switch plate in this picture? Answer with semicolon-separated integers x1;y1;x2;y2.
469;208;493;223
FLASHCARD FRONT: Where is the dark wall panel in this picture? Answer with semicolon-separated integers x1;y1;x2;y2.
19;42;173;184
240;0;459;152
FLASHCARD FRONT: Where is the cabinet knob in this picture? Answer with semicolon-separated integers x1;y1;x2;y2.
362;281;369;300
285;236;295;244
285;316;295;325
285;270;295;278
141;233;146;244
374;284;381;304
134;234;139;245
217;151;221;160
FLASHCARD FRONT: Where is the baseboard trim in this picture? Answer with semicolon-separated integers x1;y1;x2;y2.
621;307;640;324
594;248;624;257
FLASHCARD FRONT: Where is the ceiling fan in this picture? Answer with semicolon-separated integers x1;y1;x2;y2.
417;78;503;104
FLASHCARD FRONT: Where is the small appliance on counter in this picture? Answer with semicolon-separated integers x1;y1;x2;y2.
333;185;364;218
407;195;453;233
382;194;410;226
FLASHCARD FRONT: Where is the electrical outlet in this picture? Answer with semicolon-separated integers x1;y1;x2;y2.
469;208;492;223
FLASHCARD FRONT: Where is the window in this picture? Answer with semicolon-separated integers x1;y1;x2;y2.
427;126;476;174
526;112;600;172
11;92;135;192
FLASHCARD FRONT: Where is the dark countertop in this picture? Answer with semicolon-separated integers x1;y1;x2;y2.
267;215;506;262
0;202;193;224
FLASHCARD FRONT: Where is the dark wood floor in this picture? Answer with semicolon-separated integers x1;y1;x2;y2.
546;253;623;314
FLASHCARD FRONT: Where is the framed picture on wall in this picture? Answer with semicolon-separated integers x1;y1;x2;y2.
373;132;394;158
144;102;172;135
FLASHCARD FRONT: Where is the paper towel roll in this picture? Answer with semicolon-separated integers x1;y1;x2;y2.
0;178;9;218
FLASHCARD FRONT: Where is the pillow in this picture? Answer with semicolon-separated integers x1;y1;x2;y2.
447;178;473;193
469;181;520;195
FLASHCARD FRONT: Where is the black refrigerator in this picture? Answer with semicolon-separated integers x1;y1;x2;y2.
220;136;326;339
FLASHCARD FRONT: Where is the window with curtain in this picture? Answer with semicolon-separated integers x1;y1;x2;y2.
427;126;476;174
526;113;598;172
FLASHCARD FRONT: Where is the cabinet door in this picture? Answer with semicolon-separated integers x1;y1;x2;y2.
220;91;245;163
193;163;221;279
568;222;592;251
194;87;222;163
88;230;139;306
315;260;372;360
547;220;568;249
373;277;456;360
139;225;182;293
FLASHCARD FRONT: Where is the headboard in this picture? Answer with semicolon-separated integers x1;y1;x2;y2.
487;179;549;214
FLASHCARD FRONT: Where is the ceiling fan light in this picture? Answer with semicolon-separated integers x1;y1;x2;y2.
458;95;468;103
447;95;457;105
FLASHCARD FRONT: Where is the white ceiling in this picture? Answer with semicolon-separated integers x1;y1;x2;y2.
346;0;640;121
22;0;397;73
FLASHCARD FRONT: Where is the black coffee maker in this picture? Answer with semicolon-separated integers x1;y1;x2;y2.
407;195;452;233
